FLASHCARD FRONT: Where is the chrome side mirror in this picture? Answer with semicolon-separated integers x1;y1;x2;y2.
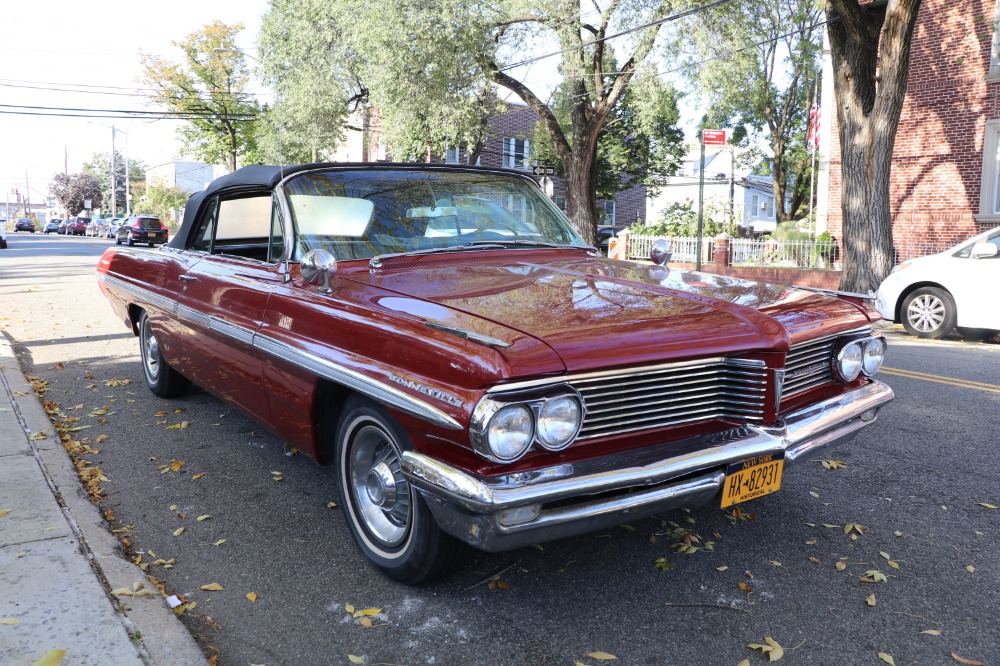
300;249;338;293
650;239;672;266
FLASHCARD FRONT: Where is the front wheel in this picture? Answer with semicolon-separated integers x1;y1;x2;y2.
901;287;956;339
138;312;191;398
335;397;467;584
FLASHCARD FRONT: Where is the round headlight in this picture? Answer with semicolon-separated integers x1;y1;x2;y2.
862;337;886;376
834;340;863;382
536;395;583;450
487;405;534;462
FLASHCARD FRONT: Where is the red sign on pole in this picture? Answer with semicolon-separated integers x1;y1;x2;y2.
702;129;727;145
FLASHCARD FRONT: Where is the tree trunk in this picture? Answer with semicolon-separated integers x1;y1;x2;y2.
564;148;599;246
827;0;921;293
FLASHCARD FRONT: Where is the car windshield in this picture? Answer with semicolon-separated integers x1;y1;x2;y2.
283;169;586;261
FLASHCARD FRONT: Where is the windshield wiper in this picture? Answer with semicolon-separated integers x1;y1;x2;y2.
467;239;591;250
369;244;507;268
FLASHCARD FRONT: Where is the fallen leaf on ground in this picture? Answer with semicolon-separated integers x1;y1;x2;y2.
860;570;887;583
585;652;617;661
0;618;21;625
835;561;848;571
921;629;942;636
352;608;381;618
192;473;205;480
878;652;895;665
975;502;998;509
30;650;66;666
199;583;224;591
359;616;373;628
866;594;876;606
820;459;847;469
966;565;975;573
173;527;185;537
170;461;184;471
747;637;783;661
0;510;12;518
348;656;365;664
246;592;257;602
738;582;753;593
212;539;227;546
29;431;48;440
951;654;984;666
197;515;210;522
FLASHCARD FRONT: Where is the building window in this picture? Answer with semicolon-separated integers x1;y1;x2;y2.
601;199;616;224
750;194;760;218
978;119;1000;220
555;196;566;212
445;147;460;164
502;137;530;170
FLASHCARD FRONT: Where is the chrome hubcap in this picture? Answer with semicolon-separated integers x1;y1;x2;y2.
141;321;160;381
350;425;410;547
907;295;945;332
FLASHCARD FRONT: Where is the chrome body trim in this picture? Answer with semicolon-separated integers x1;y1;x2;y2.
99;272;464;431
401;380;894;552
424;321;511;349
252;333;463;431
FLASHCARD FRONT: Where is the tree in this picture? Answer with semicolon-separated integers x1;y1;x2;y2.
531;66;686;202
140;21;260;172
676;0;823;224
82;151;146;216
826;0;921;293
260;0;687;244
132;183;190;228
49;173;103;216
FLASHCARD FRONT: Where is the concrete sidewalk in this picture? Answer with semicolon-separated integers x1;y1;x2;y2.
0;337;206;666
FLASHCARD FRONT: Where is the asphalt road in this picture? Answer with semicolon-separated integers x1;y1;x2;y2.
1;231;997;666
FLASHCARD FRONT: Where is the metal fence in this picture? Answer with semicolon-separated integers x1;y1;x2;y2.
628;234;961;269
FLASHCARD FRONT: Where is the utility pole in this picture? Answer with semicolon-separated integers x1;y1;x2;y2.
24;172;31;218
111;126;117;218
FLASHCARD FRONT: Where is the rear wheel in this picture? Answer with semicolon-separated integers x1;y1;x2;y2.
901;287;956;339
126;233;135;247
138;312;191;398
335;397;467;584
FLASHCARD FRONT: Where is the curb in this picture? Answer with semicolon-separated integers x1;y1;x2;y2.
0;335;207;666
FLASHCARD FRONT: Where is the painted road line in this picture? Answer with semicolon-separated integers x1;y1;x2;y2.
880;367;1000;395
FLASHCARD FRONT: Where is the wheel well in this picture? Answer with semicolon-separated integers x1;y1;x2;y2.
315;380;353;466
894;281;951;322
126;305;143;336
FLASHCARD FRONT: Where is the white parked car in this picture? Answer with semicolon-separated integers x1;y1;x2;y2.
875;227;1000;339
0;221;7;249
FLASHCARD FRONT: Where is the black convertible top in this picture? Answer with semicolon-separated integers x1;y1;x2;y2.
166;162;540;250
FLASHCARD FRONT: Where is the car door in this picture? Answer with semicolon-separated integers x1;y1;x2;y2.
174;191;284;425
947;230;1000;329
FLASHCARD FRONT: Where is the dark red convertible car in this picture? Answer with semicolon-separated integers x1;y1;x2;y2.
97;164;893;583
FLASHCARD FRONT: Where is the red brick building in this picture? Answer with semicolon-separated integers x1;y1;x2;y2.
820;0;1000;258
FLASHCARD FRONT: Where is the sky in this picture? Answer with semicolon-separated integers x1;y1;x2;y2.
0;0;271;209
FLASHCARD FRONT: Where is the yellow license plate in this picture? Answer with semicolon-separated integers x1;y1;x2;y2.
147;232;156;237
721;453;784;508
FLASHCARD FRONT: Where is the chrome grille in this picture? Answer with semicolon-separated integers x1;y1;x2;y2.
783;327;872;397
571;359;768;441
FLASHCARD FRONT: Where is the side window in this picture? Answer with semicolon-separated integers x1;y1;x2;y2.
189;198;219;252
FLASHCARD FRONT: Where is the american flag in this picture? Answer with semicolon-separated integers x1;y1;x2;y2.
807;101;820;153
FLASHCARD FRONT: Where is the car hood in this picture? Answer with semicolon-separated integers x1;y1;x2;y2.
352;252;869;372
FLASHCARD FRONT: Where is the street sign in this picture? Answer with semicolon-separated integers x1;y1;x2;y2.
702;129;727;145
532;165;555;176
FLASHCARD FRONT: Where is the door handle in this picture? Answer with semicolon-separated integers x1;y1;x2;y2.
179;275;198;282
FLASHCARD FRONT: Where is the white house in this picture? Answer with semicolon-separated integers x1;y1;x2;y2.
647;146;785;234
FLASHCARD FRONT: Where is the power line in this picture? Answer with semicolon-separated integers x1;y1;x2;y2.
0;109;256;121
0;103;255;119
0;80;264;100
500;0;737;71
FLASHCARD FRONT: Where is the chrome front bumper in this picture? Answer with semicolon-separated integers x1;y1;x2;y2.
401;380;894;553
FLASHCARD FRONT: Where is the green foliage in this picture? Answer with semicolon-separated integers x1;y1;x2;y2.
132;184;190;229
631;199;739;237
260;0;681;244
49;173;103;216
531;65;686;199
140;21;260;172
82;151;145;216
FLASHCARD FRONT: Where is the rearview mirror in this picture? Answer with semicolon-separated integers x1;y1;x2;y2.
650;239;672;266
